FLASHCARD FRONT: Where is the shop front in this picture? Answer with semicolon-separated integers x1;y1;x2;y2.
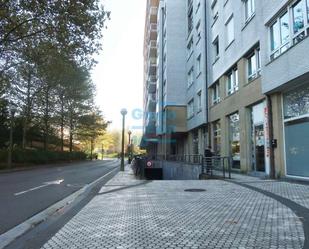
283;84;309;178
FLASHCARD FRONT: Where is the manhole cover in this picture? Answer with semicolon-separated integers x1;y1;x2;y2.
184;189;206;192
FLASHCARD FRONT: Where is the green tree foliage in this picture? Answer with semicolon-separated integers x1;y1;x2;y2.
0;0;110;164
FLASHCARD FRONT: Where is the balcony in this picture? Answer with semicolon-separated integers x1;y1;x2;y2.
148;40;157;58
148;7;158;24
147;58;157;76
147;23;157;42
147;76;157;94
147;93;156;112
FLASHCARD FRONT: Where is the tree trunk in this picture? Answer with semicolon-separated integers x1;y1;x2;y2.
90;138;94;160
60;96;64;152
69;112;73;153
22;72;32;149
43;87;50;151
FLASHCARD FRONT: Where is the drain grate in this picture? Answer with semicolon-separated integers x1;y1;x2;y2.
184;189;206;192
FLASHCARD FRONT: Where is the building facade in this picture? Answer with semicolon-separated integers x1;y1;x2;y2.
142;0;309;180
155;0;188;156
142;0;159;154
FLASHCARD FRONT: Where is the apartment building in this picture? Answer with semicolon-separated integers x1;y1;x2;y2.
155;0;187;156
141;0;159;154
261;0;309;179
183;0;209;156
207;0;268;175
142;0;309;179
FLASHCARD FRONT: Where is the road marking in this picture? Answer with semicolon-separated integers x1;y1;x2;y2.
14;179;64;196
0;165;120;249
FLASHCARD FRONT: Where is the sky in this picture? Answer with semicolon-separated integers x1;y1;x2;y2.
92;0;146;132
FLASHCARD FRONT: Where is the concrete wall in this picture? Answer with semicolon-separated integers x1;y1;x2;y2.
164;0;187;106
162;161;202;180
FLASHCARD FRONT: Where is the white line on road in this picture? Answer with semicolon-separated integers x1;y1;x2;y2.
14;179;64;196
1;164;119;249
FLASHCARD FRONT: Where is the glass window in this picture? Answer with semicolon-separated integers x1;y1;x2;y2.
245;0;255;21
226;16;234;45
197;91;202;112
248;53;257;77
293;0;305;34
280;12;290;44
229;113;240;169
196;55;202;74
187;37;193;58
212;82;220;104
307;0;309;21
283;84;309;120
213;121;221;155
226;68;238;95
213;37;219;58
212;1;219;22
187;67;194;87
270;21;280;51
247;48;260;80
187;99;194;118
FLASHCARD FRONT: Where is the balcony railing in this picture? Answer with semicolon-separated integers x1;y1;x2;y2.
147;23;157;42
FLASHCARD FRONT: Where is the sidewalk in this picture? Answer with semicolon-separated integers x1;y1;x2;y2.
41;166;308;249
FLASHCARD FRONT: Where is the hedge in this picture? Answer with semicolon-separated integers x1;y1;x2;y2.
0;149;87;165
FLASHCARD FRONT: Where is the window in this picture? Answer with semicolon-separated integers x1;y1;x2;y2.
196;1;201;13
187;37;194;59
229;112;240;169
283;84;309;119
188;1;193;35
187;67;194;87
212;0;219;24
293;0;305;34
244;0;255;21
187;99;194;118
213;36;219;60
269;0;309;60
163;79;167;96
226;16;234;46
307;0;309;22
270;12;290;60
213;120;221;155
212;82;220;105
196;54;202;75
226;67;239;95
247;47;261;81
196;20;202;44
197;91;202;112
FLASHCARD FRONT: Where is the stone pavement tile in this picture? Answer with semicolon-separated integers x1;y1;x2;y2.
41;167;305;249
243;181;309;209
229;172;309;210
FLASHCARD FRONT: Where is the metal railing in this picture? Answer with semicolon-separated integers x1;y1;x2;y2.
132;154;232;179
201;156;232;179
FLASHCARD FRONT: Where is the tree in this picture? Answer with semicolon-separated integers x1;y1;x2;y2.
77;110;109;159
0;1;110;73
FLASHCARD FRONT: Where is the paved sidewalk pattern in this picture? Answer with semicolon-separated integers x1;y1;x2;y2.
41;168;305;249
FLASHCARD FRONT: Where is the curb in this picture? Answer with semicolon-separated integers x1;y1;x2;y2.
0;163;119;249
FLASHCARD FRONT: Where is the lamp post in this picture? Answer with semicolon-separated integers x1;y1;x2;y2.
120;108;127;171
128;131;132;164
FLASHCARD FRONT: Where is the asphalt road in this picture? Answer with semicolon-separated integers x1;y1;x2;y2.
0;159;119;235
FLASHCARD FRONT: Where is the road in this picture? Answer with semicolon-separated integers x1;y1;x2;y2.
0;159;119;235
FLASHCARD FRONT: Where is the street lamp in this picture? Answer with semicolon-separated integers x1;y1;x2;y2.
128;131;132;164
120;108;128;171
